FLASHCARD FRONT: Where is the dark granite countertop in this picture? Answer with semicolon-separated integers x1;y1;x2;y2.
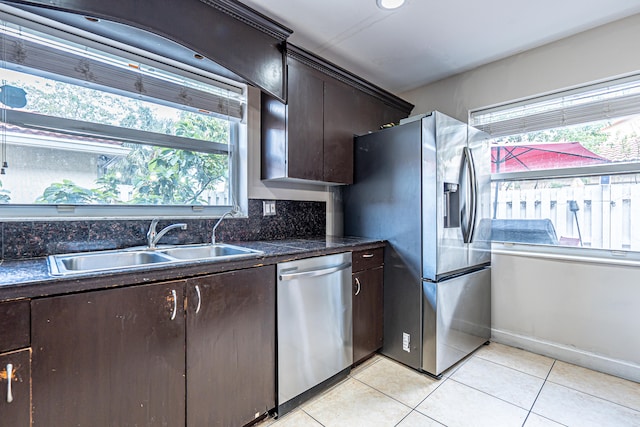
0;236;384;302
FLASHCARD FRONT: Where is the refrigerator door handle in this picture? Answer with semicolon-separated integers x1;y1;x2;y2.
461;146;478;243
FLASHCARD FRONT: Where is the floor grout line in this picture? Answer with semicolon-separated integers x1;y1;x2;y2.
393;409;447;427
349;375;415;411
267;347;640;427
467;353;553;381
445;377;534;413
392;410;413;427
301;408;326;427
412;375;451;411
542;378;640;414
521;358;557;426
472;355;555;380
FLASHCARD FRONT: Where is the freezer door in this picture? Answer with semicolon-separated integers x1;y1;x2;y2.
422;267;491;376
422;112;469;280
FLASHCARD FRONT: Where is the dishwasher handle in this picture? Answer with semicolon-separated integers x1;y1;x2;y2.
279;262;352;281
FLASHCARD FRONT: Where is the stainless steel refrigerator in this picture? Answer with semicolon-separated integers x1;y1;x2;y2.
344;111;491;377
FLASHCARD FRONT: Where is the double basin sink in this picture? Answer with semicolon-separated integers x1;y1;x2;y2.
48;243;263;276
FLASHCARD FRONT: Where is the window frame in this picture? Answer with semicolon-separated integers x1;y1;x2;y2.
471;75;640;255
0;8;248;220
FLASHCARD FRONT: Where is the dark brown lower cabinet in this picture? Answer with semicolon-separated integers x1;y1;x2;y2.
0;349;31;426
31;282;186;427
352;266;384;364
186;266;276;427
30;266;276;427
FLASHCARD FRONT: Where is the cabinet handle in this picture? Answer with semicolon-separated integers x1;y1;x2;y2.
362;253;374;258
355;277;361;296
195;285;202;314
6;363;13;403
170;289;177;320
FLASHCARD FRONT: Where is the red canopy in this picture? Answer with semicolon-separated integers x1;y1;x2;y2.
492;142;609;173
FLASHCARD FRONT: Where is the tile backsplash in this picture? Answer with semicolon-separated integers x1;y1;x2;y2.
0;199;326;260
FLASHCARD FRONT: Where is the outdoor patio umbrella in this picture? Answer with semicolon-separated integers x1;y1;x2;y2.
490;142;610;224
492;141;609;173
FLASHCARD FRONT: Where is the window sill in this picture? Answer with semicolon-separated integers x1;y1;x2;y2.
491;242;640;268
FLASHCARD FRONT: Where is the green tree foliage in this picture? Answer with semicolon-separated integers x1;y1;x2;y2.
13;75;230;205
0;180;11;204
36;179;102;204
104;114;229;205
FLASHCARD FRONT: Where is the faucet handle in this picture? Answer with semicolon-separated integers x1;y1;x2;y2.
147;218;160;244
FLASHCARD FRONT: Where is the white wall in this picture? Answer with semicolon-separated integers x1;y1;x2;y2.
3;146;99;204
492;247;640;382
400;13;640;381
401;13;640;123
245;86;338;234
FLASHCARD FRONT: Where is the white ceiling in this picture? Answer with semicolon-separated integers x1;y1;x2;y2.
240;0;640;94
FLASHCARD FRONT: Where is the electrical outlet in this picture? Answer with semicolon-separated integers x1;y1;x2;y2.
262;200;276;216
402;332;410;352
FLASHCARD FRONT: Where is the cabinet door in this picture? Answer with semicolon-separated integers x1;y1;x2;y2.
0;300;30;353
353;90;408;136
32;282;186;427
286;59;324;181
0;349;30;426
353;90;385;136
186;266;276;427
324;78;356;184
353;267;384;364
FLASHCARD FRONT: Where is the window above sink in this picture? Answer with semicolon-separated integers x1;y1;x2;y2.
0;8;247;219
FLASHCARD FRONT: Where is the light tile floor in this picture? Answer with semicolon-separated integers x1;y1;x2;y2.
258;342;640;427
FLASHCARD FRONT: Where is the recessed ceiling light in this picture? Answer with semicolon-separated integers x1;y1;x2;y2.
376;0;406;10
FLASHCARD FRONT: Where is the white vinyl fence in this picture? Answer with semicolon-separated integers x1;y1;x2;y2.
494;183;640;251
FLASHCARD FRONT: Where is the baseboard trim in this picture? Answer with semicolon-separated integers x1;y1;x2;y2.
491;328;640;383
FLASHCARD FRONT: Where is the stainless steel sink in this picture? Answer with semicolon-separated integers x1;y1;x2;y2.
158;244;259;260
49;250;175;275
48;244;263;276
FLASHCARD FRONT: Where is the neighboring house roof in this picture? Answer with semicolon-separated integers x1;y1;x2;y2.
596;138;640;162
0;123;129;156
598;115;640;162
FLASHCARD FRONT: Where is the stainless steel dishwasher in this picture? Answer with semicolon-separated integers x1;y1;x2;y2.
277;252;352;416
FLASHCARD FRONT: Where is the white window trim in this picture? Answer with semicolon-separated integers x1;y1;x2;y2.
492;241;640;267
473;74;640;255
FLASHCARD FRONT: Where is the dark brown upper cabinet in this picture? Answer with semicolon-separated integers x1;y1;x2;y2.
261;44;413;185
3;0;292;101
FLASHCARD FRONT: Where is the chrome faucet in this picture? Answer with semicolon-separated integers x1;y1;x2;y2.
211;210;235;245
147;218;188;249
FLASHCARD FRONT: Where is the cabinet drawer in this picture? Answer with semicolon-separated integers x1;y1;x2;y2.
0;300;30;353
352;247;383;272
